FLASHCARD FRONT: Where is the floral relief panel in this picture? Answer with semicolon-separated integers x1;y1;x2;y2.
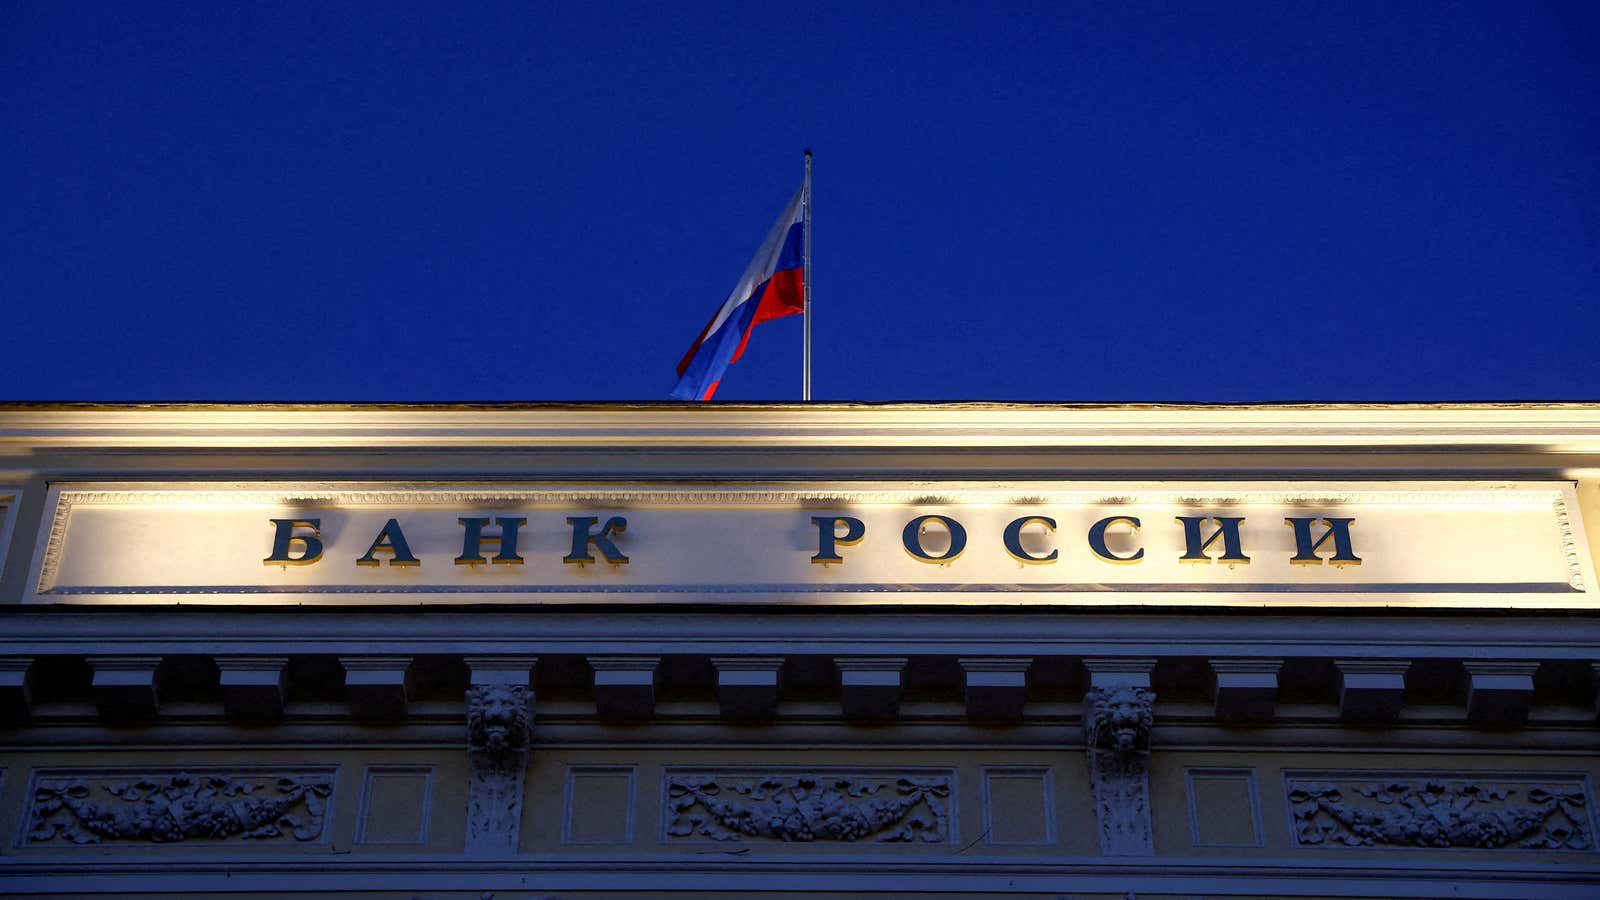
23;767;337;846
663;767;955;844
1285;772;1594;851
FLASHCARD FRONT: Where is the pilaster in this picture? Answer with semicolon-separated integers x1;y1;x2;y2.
1082;658;1156;856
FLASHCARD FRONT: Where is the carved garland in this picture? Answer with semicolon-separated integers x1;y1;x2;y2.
1288;778;1593;850
665;772;951;843
27;772;332;845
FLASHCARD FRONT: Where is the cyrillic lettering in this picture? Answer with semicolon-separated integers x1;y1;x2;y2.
564;516;629;565
1175;516;1249;564
263;518;323;566
1285;517;1361;566
902;514;967;563
356;518;420;567
1003;515;1057;563
811;515;866;564
1087;515;1144;563
455;516;527;566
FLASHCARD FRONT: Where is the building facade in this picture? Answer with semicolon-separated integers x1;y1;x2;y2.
1;402;1599;898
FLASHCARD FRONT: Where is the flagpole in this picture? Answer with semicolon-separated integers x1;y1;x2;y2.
802;148;813;402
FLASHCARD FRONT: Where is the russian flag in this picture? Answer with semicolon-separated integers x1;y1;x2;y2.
670;187;805;400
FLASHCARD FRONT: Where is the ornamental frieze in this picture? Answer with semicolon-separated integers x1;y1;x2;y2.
663;768;953;843
24;768;335;846
1286;773;1593;850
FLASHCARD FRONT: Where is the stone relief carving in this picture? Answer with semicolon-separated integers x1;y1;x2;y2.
1287;776;1593;850
465;684;532;854
1086;685;1155;769
1084;685;1156;856
1554;496;1586;590
26;771;333;845
664;770;952;843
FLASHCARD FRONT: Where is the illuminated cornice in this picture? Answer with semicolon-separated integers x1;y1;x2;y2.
3;402;1600;453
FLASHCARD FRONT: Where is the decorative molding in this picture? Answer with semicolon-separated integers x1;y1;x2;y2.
1555;495;1586;591
1285;773;1594;850
9;404;1600;455
3;856;1600;899
6;609;1599;660
1084;684;1156;856
37;580;1586;597
23;768;335;846
465;683;532;854
38;482;1574;512
663;768;954;844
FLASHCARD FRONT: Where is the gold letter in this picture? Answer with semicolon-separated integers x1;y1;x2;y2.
810;516;865;564
1285;517;1361;566
1087;516;1144;563
456;517;528;566
563;516;629;566
264;519;323;566
1003;515;1057;564
1175;516;1249;564
356;518;420;567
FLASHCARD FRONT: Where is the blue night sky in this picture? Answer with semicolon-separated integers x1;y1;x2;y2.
3;2;1597;402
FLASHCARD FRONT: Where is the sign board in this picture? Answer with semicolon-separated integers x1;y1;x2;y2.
25;480;1597;608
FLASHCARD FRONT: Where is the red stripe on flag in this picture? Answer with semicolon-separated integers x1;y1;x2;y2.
729;267;805;364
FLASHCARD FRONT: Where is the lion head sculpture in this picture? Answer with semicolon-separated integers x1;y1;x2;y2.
1085;685;1155;760
466;684;531;757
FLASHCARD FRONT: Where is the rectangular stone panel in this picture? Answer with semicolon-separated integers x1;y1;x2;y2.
662;767;956;844
21;766;337;847
26;480;1597;610
982;766;1054;845
1186;768;1263;847
1284;771;1595;850
562;765;636;845
356;766;433;845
